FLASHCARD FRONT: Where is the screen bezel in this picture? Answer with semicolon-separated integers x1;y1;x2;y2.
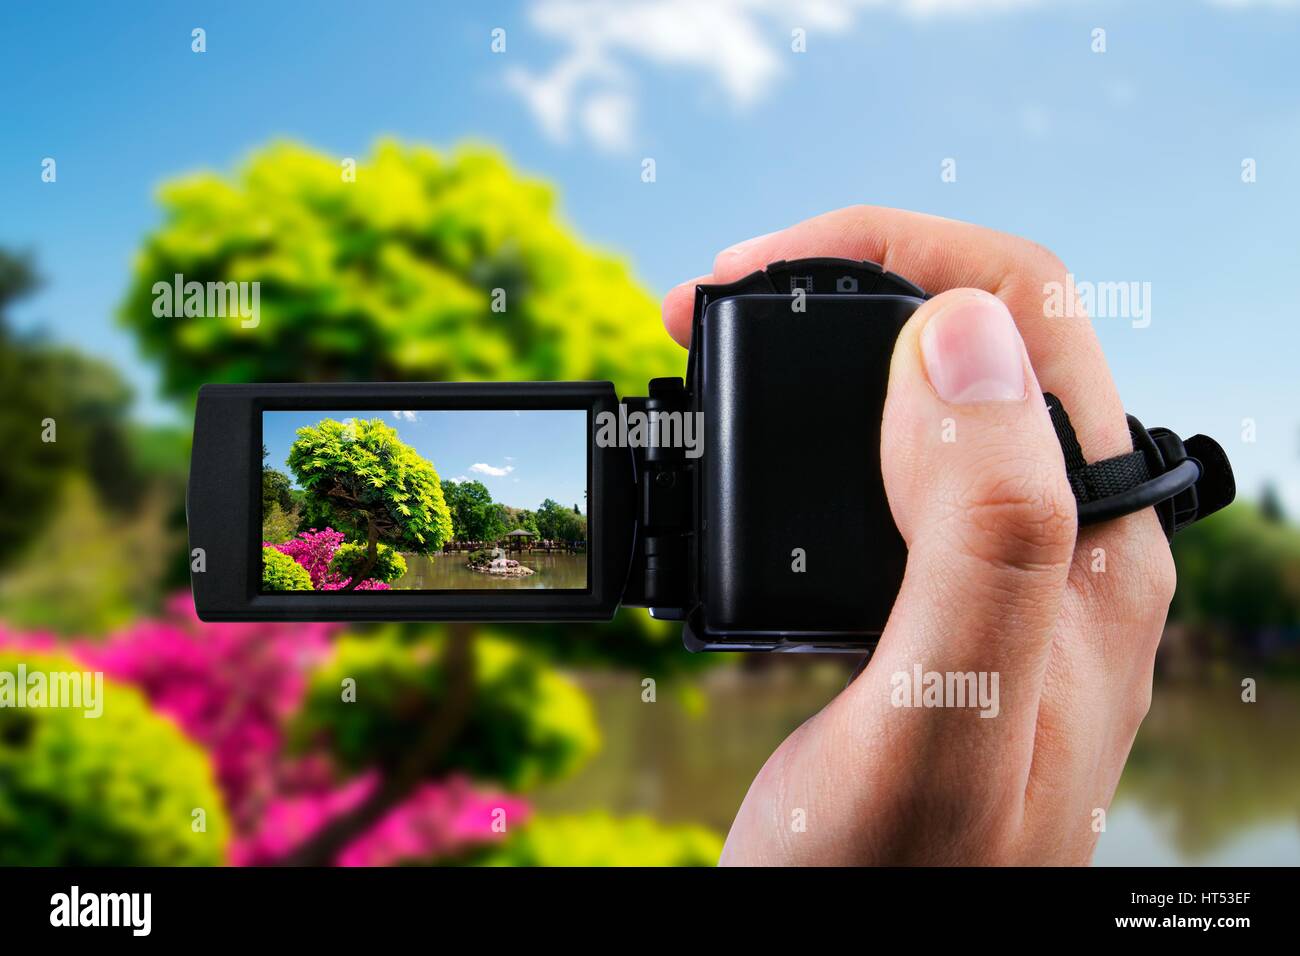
189;381;634;622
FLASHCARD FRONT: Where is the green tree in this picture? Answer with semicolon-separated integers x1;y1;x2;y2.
118;139;715;864
262;444;295;515
500;506;538;536
1171;501;1300;636
535;498;574;540
261;500;298;544
443;479;506;543
118;141;680;403
1259;483;1286;524
0;251;138;568
286;417;452;589
562;510;588;542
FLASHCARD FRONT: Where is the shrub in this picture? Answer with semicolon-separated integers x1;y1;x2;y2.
295;629;600;790
0;649;230;865
271;528;345;587
261;500;299;545
73;593;336;825
467;812;722;867
262;546;313;591
330;541;407;585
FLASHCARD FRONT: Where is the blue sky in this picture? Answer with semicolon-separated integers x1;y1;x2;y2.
263;409;588;515
2;1;1297;510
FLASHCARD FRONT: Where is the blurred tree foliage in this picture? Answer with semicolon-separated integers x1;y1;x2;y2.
114;139;718;863
465;812;723;866
0;248;194;625
0;251;139;570
295;628;600;790
119;140;681;401
1170;500;1300;638
0;649;229;865
0;478;177;634
118;139;703;673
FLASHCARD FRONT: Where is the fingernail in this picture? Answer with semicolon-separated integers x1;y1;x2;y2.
920;293;1026;404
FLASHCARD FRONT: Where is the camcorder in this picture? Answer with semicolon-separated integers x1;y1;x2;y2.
188;258;1236;651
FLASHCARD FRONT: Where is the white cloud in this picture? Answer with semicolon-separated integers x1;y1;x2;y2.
446;475;470;483
506;0;1040;150
582;90;636;150
470;462;515;477
392;410;419;422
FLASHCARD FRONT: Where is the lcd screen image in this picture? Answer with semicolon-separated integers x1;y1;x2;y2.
260;409;589;592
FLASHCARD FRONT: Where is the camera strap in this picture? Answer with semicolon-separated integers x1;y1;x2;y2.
1044;392;1235;540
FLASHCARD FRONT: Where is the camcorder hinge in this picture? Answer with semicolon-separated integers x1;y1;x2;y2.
622;377;694;617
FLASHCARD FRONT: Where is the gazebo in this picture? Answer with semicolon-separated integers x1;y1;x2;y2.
502;528;536;552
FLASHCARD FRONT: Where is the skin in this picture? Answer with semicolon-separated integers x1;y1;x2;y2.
661;206;1177;866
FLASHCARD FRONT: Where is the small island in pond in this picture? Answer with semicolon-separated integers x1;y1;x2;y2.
467;548;535;577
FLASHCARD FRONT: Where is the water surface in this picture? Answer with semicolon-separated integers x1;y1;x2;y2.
394;551;588;590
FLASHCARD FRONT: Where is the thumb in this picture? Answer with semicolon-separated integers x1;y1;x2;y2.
872;288;1077;721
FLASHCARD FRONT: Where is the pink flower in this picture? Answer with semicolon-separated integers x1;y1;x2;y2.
269;528;391;589
229;773;528;866
72;594;336;825
0;594;520;867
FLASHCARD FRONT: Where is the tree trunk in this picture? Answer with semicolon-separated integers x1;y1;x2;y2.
340;515;379;591
269;624;477;866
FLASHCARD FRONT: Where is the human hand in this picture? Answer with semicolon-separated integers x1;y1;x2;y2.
662;206;1176;865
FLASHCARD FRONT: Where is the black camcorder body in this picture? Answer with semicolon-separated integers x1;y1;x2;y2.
188;259;1235;652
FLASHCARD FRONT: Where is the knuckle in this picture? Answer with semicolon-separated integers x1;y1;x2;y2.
954;465;1078;572
1091;521;1179;628
1014;237;1067;277
1127;679;1154;731
1148;544;1178;610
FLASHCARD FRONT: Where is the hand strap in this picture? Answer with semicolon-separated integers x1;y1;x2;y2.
1044;392;1235;540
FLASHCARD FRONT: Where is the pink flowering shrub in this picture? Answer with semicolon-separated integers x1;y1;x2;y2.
267;528;392;590
0;594;524;866
230;772;529;866
73;594;335;824
269;528;343;586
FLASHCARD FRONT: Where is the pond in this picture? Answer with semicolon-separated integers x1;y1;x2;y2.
536;664;1300;865
393;552;588;590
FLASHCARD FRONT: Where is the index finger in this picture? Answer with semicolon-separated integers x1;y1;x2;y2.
662;204;1133;464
